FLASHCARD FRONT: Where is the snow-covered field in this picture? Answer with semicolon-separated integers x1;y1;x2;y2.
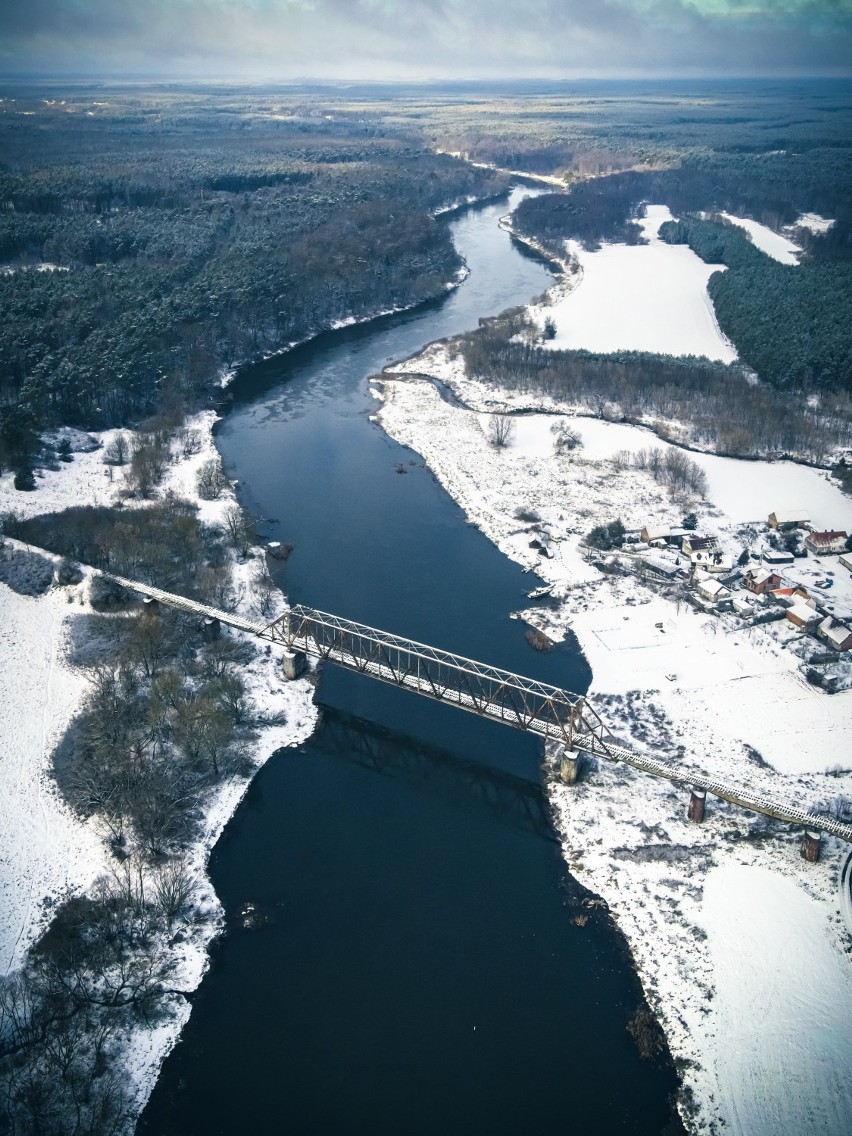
376;349;852;1135
0;413;319;1114
719;212;802;265
533;205;737;362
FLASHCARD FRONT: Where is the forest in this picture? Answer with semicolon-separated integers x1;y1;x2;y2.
0;88;506;475
458;319;852;462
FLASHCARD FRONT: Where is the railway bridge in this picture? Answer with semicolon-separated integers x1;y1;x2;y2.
105;571;852;853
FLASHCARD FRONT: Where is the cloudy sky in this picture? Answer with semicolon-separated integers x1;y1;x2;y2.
1;0;850;79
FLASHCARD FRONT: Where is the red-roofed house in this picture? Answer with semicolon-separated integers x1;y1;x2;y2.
804;530;848;555
742;568;781;595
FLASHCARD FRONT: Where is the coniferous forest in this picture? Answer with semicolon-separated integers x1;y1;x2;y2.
0;89;506;472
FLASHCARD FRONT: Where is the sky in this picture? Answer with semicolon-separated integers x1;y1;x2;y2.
1;0;850;80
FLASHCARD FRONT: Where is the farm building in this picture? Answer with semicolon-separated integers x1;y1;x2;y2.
695;576;731;605
762;549;795;567
786;603;821;629
768;509;810;530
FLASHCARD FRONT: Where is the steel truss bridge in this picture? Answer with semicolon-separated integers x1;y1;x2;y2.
105;573;852;845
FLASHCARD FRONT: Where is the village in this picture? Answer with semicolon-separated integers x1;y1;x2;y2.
593;507;852;691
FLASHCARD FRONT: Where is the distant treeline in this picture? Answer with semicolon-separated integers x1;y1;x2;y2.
459;323;852;462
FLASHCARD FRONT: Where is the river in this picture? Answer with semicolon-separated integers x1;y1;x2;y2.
139;190;683;1135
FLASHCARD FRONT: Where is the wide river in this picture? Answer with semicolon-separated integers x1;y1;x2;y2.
140;190;683;1134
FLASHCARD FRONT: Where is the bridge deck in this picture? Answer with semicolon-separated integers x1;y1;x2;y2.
104;572;852;844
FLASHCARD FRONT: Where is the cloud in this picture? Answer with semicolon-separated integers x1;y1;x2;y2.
0;0;850;77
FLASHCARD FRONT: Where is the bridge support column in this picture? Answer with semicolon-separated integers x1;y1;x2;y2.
142;596;160;614
282;649;307;681
801;830;822;863
559;748;582;785
202;617;221;643
687;788;706;823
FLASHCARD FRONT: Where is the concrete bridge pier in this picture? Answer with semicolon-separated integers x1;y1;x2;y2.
543;739;582;784
202;616;221;642
282;649;308;680
687;788;707;823
801;830;822;863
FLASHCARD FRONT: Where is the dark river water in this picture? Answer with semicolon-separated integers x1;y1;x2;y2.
140;190;682;1135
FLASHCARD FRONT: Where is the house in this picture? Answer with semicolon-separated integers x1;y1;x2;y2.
762;549;795;567
817;616;852;652
682;534;718;554
690;550;732;574
804;530;848;555
771;586;813;607
639;525;688;546
742;568;781;595
732;595;754;616
696;576;731;604
768;509;810;530
640;525;669;545
786;602;820;629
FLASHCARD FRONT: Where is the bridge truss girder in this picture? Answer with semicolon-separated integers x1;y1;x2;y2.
260;605;616;754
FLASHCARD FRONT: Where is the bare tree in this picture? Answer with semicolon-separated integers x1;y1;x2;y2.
222;505;256;558
487;414;515;448
152;860;196;931
195;458;229;500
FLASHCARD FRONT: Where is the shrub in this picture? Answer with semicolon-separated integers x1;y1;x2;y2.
13;464;36;491
586;519;626;550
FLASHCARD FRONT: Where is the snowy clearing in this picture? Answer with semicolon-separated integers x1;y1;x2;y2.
534;205;737;362
794;212;835;235
700;864;852;1136
510;415;852;531
719;213;802;265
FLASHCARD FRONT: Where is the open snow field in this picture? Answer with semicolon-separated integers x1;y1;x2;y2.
0;584;109;973
536;205;737;362
377;354;852;1136
719;213;802;265
701;865;852;1136
510;415;852;531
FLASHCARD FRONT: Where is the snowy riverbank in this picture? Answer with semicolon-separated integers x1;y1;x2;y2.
0;411;319;1117
374;349;852;1135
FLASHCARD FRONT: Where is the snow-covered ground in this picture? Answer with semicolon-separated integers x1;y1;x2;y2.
0;413;319;1115
376;350;852;1135
531;205;737;362
794;212;835;236
719;213;802;265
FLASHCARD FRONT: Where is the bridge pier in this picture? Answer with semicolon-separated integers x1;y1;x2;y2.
282;649;308;680
687;788;706;823
544;740;582;785
202;616;221;643
801;830;822;863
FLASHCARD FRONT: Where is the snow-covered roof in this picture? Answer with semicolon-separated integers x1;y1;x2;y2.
787;602;819;623
697;578;729;598
769;508;809;524
818;616;852;648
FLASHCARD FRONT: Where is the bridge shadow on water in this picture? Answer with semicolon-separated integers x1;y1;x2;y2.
312;704;558;845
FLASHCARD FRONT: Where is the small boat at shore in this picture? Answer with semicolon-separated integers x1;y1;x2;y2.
527;584;554;599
